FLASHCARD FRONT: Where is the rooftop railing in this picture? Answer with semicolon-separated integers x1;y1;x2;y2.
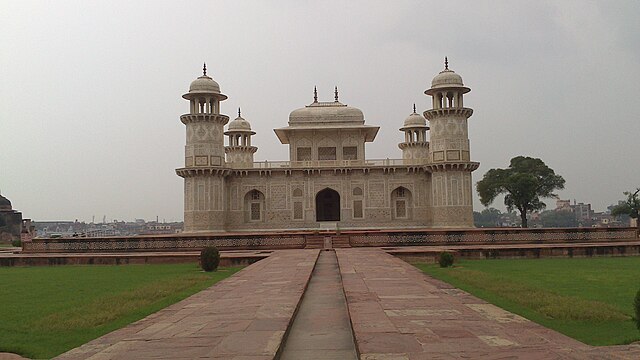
251;158;413;169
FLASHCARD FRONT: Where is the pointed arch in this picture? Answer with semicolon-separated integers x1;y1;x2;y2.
315;188;340;221
244;189;265;222
391;186;412;220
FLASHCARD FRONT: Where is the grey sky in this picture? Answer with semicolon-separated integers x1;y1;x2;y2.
1;1;639;222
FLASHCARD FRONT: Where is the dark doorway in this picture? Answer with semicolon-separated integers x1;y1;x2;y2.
316;188;340;221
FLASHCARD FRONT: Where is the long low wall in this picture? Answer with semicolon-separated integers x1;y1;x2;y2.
346;227;639;247
23;232;307;253
21;227;638;253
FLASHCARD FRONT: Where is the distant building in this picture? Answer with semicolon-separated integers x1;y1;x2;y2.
572;202;592;226
0;193;22;242
554;199;593;227
555;199;571;212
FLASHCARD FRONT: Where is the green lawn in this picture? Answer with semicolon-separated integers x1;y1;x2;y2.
414;257;640;346
0;263;241;359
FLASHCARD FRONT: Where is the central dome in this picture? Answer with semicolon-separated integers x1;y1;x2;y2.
289;101;365;126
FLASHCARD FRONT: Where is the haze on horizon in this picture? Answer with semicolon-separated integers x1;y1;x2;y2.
1;1;639;223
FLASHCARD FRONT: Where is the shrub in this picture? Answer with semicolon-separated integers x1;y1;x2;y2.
11;239;21;247
200;246;220;272
439;252;454;268
634;288;640;331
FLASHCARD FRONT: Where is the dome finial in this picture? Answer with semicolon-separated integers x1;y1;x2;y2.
413;103;417;113
313;86;318;103
203;63;207;76
238;107;241;117
334;86;339;102
444;56;449;70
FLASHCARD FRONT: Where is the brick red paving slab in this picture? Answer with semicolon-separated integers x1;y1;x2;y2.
336;248;640;359
279;250;357;359
55;249;319;360
52;248;640;359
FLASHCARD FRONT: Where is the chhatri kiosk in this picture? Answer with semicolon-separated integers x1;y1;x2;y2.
176;59;478;232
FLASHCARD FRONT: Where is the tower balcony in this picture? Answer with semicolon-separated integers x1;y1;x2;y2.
423;107;473;120
425;161;479;172
180;113;230;125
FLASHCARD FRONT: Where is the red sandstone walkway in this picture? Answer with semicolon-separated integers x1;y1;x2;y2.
279;250;357;359
56;249;320;360
337;248;640;359
55;248;640;359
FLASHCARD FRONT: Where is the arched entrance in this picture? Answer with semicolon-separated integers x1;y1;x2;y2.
316;188;340;221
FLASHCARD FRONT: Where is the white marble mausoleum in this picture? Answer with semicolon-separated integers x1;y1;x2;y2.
176;59;479;232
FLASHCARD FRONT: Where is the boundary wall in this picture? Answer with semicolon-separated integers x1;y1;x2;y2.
22;227;638;253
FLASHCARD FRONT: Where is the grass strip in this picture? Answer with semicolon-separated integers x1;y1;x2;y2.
414;257;640;346
0;263;241;358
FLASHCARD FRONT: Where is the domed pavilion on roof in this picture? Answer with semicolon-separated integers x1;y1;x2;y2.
0;193;23;243
176;59;479;232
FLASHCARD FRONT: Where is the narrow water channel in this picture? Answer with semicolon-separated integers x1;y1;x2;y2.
279;250;358;359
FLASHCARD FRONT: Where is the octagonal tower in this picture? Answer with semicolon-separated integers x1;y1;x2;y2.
176;64;229;232
424;58;479;227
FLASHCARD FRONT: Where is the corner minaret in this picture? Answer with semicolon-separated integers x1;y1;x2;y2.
399;104;430;164
424;58;479;227
176;64;230;232
225;108;257;168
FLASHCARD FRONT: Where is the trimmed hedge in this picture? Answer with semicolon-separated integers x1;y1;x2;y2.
438;251;454;268
200;246;220;272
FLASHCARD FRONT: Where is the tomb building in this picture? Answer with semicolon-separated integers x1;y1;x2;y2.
176;60;479;232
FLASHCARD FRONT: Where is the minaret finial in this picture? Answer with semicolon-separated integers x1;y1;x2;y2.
334;86;339;102
313;86;318;103
238;107;241;117
444;56;448;70
203;62;207;76
413;103;417;113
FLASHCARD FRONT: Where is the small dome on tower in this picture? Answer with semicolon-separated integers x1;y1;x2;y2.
431;57;464;89
228;113;252;131
404;105;426;127
0;193;12;211
187;63;221;94
431;70;463;88
189;75;220;94
404;113;426;127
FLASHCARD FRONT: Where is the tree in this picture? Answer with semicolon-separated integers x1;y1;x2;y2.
611;188;640;231
476;156;565;228
473;207;502;227
539;210;578;228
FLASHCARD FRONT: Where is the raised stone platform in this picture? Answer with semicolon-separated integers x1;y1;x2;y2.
51;248;640;359
0;250;271;267
21;227;639;254
336;248;640;359
56;249;320;360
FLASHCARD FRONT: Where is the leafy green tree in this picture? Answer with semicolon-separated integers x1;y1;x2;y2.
611;188;640;231
477;156;565;228
473;207;502;227
539;210;578;228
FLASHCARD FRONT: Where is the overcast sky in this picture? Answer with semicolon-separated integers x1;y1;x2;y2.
1;1;639;222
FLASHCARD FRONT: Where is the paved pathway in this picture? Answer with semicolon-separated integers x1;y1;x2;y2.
54;247;640;359
56;249;319;360
279;250;358;359
337;248;640;359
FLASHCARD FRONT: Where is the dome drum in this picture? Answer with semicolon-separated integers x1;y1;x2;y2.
0;194;12;211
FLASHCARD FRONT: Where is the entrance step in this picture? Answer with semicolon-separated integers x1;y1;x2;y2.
279;250;358;359
332;235;351;248
305;236;325;249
